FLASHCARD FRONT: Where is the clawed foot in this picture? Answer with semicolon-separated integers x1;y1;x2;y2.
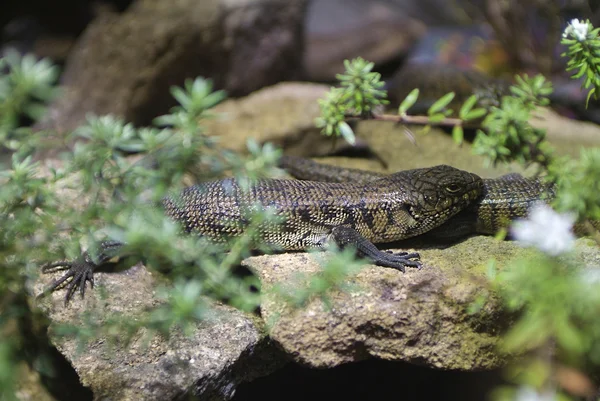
330;226;422;273
38;254;97;305
38;241;123;305
374;250;421;273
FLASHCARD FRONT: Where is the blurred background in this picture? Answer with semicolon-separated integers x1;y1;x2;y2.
3;0;600;132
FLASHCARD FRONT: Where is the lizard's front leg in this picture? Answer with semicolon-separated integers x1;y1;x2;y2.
329;226;421;272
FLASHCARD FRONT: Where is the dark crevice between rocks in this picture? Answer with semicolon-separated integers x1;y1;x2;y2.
173;338;289;401
233;358;506;401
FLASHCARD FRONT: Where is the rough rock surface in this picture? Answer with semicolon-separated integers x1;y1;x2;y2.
246;237;600;369
244;237;509;370
34;264;286;401
37;0;308;133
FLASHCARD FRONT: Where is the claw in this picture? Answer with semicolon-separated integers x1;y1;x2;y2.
38;254;97;305
374;250;421;272
38;241;123;305
41;260;73;273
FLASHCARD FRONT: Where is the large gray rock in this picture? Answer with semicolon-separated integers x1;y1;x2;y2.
35;264;286;401
38;0;308;133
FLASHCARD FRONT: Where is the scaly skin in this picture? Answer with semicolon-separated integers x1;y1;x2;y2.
163;166;481;246
279;155;556;239
41;164;482;304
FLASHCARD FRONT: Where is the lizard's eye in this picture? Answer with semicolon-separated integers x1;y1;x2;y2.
445;184;462;193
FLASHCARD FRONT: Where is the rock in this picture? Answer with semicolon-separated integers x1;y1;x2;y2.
304;0;474;81
34;264;286;401
349;119;530;177
37;0;308;133
530;107;600;157
304;0;425;81
245;237;599;369
204;82;360;156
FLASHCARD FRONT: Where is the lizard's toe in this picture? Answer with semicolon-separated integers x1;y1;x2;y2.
38;257;97;305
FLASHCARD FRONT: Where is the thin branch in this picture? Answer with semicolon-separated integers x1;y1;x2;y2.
346;112;481;129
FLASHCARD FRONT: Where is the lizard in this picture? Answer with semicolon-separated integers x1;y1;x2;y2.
278;155;557;240
40;164;483;303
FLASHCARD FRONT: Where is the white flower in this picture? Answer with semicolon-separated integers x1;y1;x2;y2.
510;203;576;256
563;19;589;41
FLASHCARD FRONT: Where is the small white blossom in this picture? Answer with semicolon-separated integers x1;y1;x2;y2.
511;203;576;256
563;18;589;41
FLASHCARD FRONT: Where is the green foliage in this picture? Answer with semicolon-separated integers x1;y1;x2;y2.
0;340;17;401
510;74;553;109
154;77;226;131
315;57;388;144
0;53;62;398
473;75;553;167
452;94;488;144
493;254;598;359
335;58;389;115
550;148;600;221
561;19;600;105
460;94;488;122
485;250;600;400
0;50;59;150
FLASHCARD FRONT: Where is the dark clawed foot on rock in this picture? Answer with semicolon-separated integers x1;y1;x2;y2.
39;255;96;305
375;250;422;273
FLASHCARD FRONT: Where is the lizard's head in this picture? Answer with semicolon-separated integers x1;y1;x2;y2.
404;165;483;234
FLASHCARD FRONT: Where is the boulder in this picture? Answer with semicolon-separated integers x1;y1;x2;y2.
37;0;308;133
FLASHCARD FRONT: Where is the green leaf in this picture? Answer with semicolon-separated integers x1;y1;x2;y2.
452;125;463;144
22;102;47;121
202;90;227;109
428;92;455;115
398;88;419;115
464;108;487;121
117;142;146;153
170;87;191;109
586;87;596;108
338;121;356;145
573;64;587;79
